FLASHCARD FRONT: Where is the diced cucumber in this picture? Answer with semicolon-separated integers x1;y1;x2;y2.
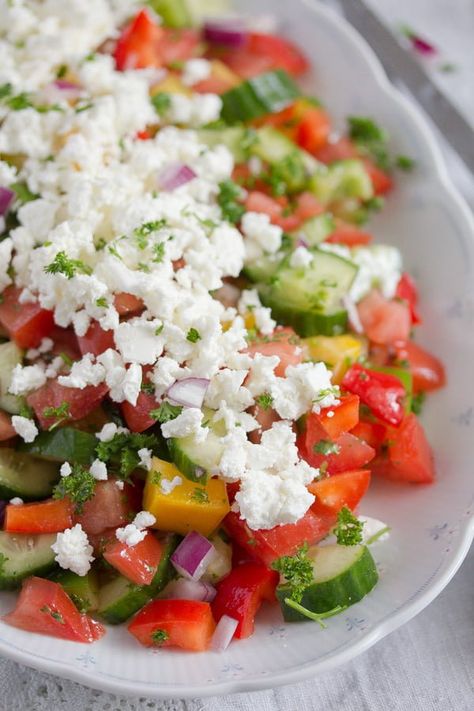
298;213;335;246
309;160;373;205
148;0;191;27
0;341;24;414
258;248;358;337
197;126;257;163
277;544;378;621
243;252;285;283
19;427;97;465
0;532;57;590
0;449;59;501
51;569;99;613
252;126;319;173
185;0;230;23
98;534;179;624
221;71;300;124
168;427;224;483
372;365;413;413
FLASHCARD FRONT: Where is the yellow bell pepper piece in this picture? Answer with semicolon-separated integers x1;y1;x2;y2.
209;60;241;88
150;73;191;97
303;334;367;384
143;458;230;537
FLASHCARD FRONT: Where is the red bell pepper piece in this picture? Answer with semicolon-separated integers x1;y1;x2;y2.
395;273;421;325
4;498;73;534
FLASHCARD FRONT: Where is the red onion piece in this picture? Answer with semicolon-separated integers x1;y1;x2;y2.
157;163;196;192
400;25;437;56
171;531;216;581
297;237;309;249
0;187;15;217
204;18;248;48
167;377;210;409
53;79;81;91
162;577;216;602
211;615;238;651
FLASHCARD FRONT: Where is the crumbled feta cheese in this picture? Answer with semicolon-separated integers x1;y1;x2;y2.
89;458;108;481
115;480;125;490
114;318;165;364
160;475;182;495
359;516;390;543
9;497;24;506
290;246;313;268
241;212;283;258
11;416;38;443
58;354;105;389
95;421;129;442
181;58;212;86
60;462;72;478
271;362;339;420
115;510;156;547
161;407;208;443
137;447;153;471
8;363;46;395
51;524;94;577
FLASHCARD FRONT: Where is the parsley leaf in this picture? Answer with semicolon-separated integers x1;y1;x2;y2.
151;93;171;116
272;545;314;602
313;439;341;456
149;401;182;424
52;464;96;514
191;487;209;504
42;401;70;430
153;242;165;263
151;628;169;645
411;391;426;415
255;392;274;410
11;181;38;204
95;432;159;479
95;296;108;308
217;179;245;224
44;251;92;279
283;599;346;627
348;115;390;171
186;327;201;343
335;506;364;546
395;154;416;172
133;220;167;249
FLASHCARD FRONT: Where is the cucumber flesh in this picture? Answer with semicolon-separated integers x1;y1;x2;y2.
0;448;59;500
197;126;256;163
51;569;99;612
148;0;191;27
252;126;318;173
243;252;284;283
0;341;24;414
309;160;373;205
276;544;378;622
298;213;335;246
221;71;300;124
19;427;97;465
0;532;57;590
185;0;231;23
168;428;224;483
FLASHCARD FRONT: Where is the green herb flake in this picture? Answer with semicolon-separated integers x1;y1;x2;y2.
191;487;209;504
272;545;314;603
43;401;70;430
313;439;341;456
52;464;96;514
411;390;426;415
133;219;167;249
255;392;274;411
335;506;364;546
151;628;169;645
95;431;159;479
40;605;65;624
151;92;171;116
149;401;182;424
186;327;201;343
395;155;416;172
0;552;8;574
44;251;92;279
95;296;108;308
153;242;166;263
217;179;245;224
348;115;391;171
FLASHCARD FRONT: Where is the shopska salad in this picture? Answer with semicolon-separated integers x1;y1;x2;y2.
0;0;446;653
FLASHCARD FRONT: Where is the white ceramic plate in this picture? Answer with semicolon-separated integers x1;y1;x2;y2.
0;0;473;698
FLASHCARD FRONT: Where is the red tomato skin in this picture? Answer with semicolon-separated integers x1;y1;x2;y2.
373;414;435;484
303;431;375;475
0;410;16;441
128;599;215;651
350;420;387;451
305;394;360;449
245;190;283;222
218;32;309;79
77;321;115;357
113;292;144;316
212;562;279;639
395;273;421;325
326;221;373;247
114;9;163;70
294;192;323;221
309;469;371;518
395;341;445;393
342;363;406;427
27;380;108;430
246;327;304;378
247;404;281;444
362;158;393;195
314;137;358;164
4;498;73;534
121;391;157;433
160;28;200;65
296;108;331;153
104;532;162;586
2;577;105;643
0;287;54;349
49;326;81;361
75;480;130;536
358;290;411;346
223;509;333;567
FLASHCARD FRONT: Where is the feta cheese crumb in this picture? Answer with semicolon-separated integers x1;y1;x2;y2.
115;510;156;547
181;58;212;86
58;354;105;389
51;524;94;577
161;407;208;443
8;363;46;395
290;246;313;268
11;416;38;443
60;462;72;478
137;447;153;471
160;475;182;495
89;458;108;481
115;480;125;490
9;497;24;506
95;422;129;442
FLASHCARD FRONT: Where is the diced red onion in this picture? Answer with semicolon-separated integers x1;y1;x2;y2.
297;237;309;249
167;377;210;409
171;531;216;581
203;18;248;48
342;294;363;334
53;79;81;92
157;163;196;192
43;80;83;103
211;615;238;651
0;187;15;217
400;26;437;56
162;577;216;602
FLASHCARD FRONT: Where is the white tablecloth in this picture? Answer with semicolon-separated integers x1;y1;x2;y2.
1;1;472;708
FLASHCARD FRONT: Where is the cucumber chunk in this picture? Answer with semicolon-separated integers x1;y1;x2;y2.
298;213;335;246
148;0;191;27
0;532;57;590
0;449;59;500
0;341;24;414
168;428;224;483
98;534;179;624
221;71;300;124
309;160;373;205
185;0;230;23
259;248;358;337
51;569;99;612
276;544;378;622
243;252;285;283
252;126;318;173
197;126;257;163
19;427;97;465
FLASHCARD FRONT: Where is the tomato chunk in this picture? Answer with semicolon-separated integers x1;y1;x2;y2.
128;599;215;651
395;341;446;393
0;410;16;441
27;379;108;430
3;577;105;642
309;469;371;518
77;321;115;357
296;107;331;153
104;531;162;585
4;498;73;534
212;562;278;639
342;363;406;427
218;32;309;79
113;292;144;316
75;480;131;536
395;273;421;325
305;394;360;449
350;420;386;451
302;431;375;475
114;9;164;70
121;391;157;433
326;221;373;247
246;327;304;377
358;289;411;345
314;137;358;164
0;286;54;349
373;413;434;484
362;158;393;195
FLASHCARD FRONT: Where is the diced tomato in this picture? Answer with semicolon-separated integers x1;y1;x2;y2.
326;221;373;247
218;49;273;80
113;292;144;316
302;431;375;475
373;413;434;484
3;577;105;643
314;137;358;164
394;340;446;393
362;158;393;195
212;562;278;639
248;404;281;444
160;28;200;66
305;394;360;450
121;391;157;432
358;289;411;345
114;9;164;70
75;480;131;536
246;327;304;378
4;498;73;534
0;410;16;441
218;32;309;79
136;130;152;141
104;531;162;586
128;599;215;651
342;363;406;427
0;286;54;349
88;527;118;556
27;379;108;430
77;321;115;357
309;469;371;518
295;107;331;153
49;326;81;361
224;509;333;566
350;420;386;451
294;191;324;222
245;190;283;222
395;272;421;325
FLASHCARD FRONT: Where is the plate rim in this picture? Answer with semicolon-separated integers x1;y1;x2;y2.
0;0;473;698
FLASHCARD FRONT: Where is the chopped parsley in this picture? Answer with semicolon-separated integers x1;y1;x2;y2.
44;251;92;279
335;506;364;546
255;392;274;411
0;552;8;574
272;545;314;602
11;181;38;204
149;401;182;424
151;628;169;645
313;439;341;456
40;605;65;624
151;92;171;116
95;432;160;479
153;242;166;263
0;83;12;100
154;323;164;336
95;296;108;308
395;155;416;172
283;599;346;627
411;391;426;415
18;402;34;419
217;179;245;224
186;327;201;343
42;401;70;430
141;380;155;395
52;464;96;514
191;487;209;504
134;220;167;249
348;115;390;171
151;471;162;486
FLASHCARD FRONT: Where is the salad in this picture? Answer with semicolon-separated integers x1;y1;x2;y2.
0;0;446;653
